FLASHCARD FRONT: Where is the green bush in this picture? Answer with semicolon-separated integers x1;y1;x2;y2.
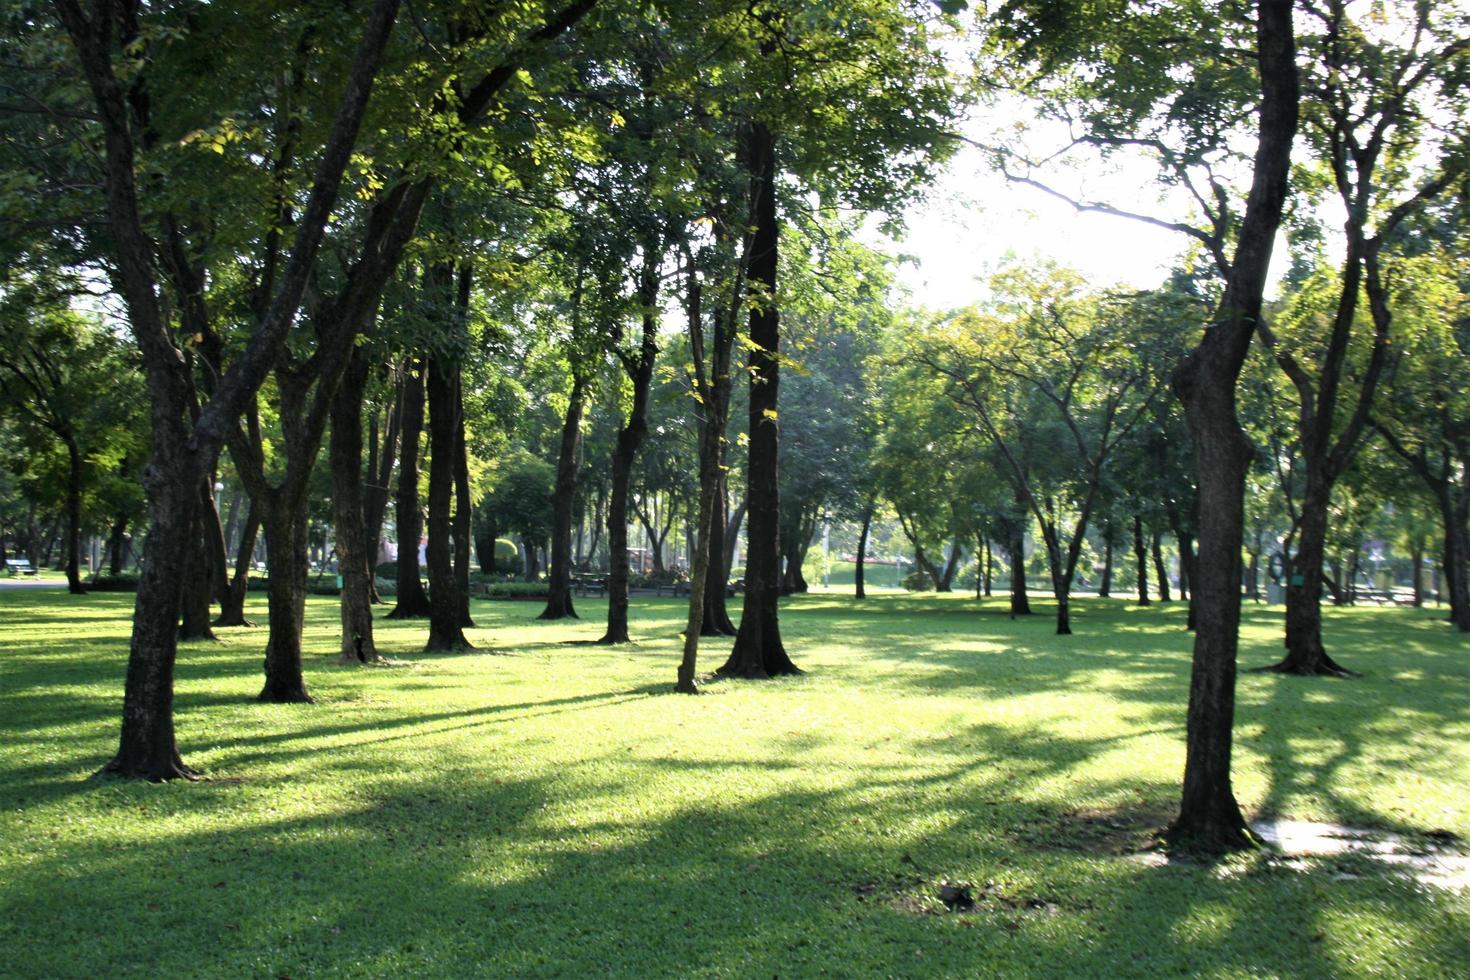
88;573;139;592
484;581;550;599
903;569;933;592
374;577;397;597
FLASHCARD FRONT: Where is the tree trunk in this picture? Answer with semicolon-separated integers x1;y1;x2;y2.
983;537;993;598
1151;531;1172;602
855;503;873;600
1008;524;1031;617
424;349;471;652
105;464;200;781
937;537;962;592
215;502;260;627
1411;537;1424;608
1166;0;1298;854
388;359;432;618
63;437;85;593
178;481;219;642
330;347;379;663
453;377;475;630
721;119;798;679
364;373;402;603
1265;479;1352;675
1133;514;1151;606
701;474;739;635
1044;536;1072;636
540;376;585;620
258;492;313;703
108;513;129;575
1099;533;1113;597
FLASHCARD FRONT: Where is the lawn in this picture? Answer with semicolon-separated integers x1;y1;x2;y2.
1;589;1466;977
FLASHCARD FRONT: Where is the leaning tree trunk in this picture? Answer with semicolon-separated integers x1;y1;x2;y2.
388;359;432;619
1043;536;1073;636
540;377;586;621
330;347;379;663
855;503;873;600
1267;478;1352;675
424;351;471;652
937;538;962;592
258;491;313;702
215;503;260;627
1166;0;1298;854
721;119;798;679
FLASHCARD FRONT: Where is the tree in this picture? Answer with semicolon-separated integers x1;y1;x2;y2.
919;265;1168;634
991;0;1301;849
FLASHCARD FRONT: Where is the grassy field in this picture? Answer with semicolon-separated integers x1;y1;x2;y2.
1;589;1467;977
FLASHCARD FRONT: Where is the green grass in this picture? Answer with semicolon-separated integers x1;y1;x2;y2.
1;589;1467;977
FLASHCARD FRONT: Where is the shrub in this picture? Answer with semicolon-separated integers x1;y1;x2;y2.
88;573;139;592
484;581;550;599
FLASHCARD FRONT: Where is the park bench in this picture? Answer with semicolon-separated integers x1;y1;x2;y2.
572;575;607;597
5;559;37;576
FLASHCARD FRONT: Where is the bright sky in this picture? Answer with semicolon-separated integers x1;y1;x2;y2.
881;140;1192;311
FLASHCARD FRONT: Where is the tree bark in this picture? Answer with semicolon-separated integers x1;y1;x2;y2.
388;359;432;618
701;475;739;635
425;347;471;652
108;513;129;575
1009;528;1031;617
1267;478;1353;674
364;371;402;602
721;119;798;679
258;491;313;702
453;374;475;630
855;503;873;599
215;502;260;627
539;375;587;620
1166;0;1298;853
1099;532;1113;598
1133;515;1151;605
1151;531;1172;602
330;346;379;663
63;437;85;593
598;257;661;644
178;481;219;642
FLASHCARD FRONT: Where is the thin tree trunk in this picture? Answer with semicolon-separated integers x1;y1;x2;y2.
364;372;402;603
1133;514;1151;605
108;513;129;575
453;375;474;630
701;474;739;635
1266;479;1353;674
425;346;471;652
855;502;873;600
1009;527;1031;617
1151;531;1172;602
1099;533;1113;598
215;503;260;627
721;118;798;679
540;375;586;620
330;346;379;663
983;537;993;598
388;359;432;618
63;437;85;593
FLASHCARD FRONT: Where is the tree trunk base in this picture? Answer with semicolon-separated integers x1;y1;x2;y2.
596;630;631;645
213;613;256;628
1162;814;1260;855
178;626;219;643
386;602;432;620
1252;648;1357;678
674;675;700;694
258;680;314;703
425;631;474;653
537;604;579;621
99;752;200;783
